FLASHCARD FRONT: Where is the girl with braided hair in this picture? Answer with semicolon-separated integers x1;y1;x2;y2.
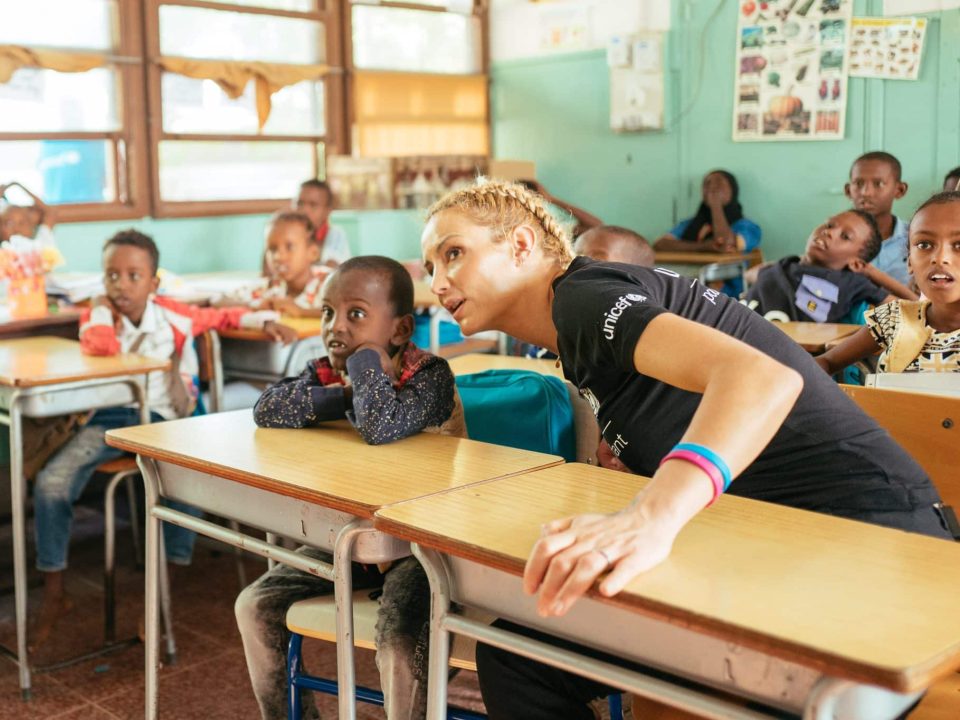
420;180;950;720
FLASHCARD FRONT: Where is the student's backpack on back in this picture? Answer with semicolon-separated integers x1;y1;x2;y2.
455;369;576;461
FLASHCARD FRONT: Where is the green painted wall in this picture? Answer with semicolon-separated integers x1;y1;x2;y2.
54;209;427;274
490;0;960;263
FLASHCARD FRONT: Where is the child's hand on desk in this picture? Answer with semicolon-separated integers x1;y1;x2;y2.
354;343;398;381
263;321;297;345
91;295;124;333
267;297;303;317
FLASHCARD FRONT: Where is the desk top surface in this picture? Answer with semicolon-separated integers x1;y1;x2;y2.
375;463;960;693
447;353;565;379
217;316;323;341
106;409;563;517
774;321;859;352
413;281;441;308
0;337;170;388
654;249;760;266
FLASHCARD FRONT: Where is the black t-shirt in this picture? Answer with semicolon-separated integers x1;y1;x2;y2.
745;256;889;322
553;257;940;519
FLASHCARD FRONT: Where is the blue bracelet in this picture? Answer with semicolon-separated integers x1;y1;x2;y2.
673;443;732;491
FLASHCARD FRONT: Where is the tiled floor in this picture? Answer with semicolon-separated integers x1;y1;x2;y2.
0;498;485;719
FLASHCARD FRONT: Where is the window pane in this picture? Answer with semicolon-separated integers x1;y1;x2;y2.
0;68;120;133
159;6;325;64
0;140;117;204
0;0;116;51
351;0;473;12
200;0;316;10
161;74;324;136
158;141;317;201
352;6;481;74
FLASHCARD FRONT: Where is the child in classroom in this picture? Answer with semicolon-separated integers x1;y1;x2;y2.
295;179;352;269
29;230;293;650
744;209;916;323
944;166;960;192
573;224;654;267
845;151;911;287
236;255;465;720
255;210;330;318
815;191;960;375
0;181;56;246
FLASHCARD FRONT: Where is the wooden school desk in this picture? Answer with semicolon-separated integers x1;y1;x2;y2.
448;353;565;379
0;337;168;699
655;249;763;289
0;308;82;341
105;410;562;720
774;321;859;354
375;463;960;720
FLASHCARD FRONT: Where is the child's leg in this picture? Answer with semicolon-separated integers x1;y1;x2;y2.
375;557;432;720
161;500;203;565
235;546;384;720
31;408;144;646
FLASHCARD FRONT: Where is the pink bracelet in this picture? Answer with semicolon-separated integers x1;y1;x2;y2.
660;449;724;505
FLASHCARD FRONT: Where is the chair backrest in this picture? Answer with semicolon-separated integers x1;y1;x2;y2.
840;384;960;509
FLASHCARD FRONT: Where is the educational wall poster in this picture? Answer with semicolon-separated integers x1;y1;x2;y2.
849;17;927;80
733;0;854;142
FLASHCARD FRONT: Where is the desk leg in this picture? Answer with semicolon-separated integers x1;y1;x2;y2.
139;455;162;720
429;310;440;356
7;393;31;699
333;520;370;720
412;544;452;720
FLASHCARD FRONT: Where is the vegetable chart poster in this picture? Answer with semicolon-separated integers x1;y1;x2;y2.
733;0;853;142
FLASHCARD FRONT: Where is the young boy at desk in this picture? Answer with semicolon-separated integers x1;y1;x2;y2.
0;181;56;246
574;225;654;267
745;209;915;323
845;151;911;287
30;230;291;649
295;179;352;269
236;255;465;720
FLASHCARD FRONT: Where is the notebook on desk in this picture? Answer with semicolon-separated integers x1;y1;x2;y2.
864;373;960;397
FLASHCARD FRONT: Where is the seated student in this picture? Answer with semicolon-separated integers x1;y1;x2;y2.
574;225;654;267
653;170;761;255
256;211;329;318
236;255;465;720
845;151;911;288
816;191;960;375
745;209;916;323
944;166;960;193
30;230;292;650
295;179;351;269
0;181;56;247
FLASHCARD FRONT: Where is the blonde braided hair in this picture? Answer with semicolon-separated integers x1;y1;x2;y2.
426;179;574;265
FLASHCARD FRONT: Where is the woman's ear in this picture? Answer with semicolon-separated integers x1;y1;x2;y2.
392;313;415;347
508;224;537;266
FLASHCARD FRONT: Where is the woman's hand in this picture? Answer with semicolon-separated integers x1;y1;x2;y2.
523;506;680;618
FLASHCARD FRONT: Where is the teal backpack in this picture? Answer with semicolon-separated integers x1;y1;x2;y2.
455;369;576;461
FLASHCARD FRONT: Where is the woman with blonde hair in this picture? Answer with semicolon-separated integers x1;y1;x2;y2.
420;180;949;719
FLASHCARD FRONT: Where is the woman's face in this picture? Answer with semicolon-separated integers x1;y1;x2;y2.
701;172;734;206
421;210;525;336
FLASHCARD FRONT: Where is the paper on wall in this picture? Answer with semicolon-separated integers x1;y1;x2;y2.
849;16;927;80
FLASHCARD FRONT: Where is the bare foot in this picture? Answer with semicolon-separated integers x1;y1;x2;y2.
29;593;74;652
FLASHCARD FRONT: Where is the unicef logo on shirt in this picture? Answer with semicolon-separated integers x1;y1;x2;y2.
602;293;647;340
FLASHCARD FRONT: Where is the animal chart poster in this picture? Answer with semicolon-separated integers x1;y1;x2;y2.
733;0;853;142
849;17;927;80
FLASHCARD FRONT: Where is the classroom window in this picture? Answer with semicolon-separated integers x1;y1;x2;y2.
348;2;489;158
146;0;340;216
0;0;149;221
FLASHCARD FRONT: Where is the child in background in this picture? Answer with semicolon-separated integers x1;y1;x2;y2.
295;179;351;268
574;225;654;267
30;230;291;650
816;192;960;375
257;211;329;318
236;256;465;720
0;181;56;246
745;209;916;323
518;179;603;238
845;151;911;287
944;167;960;193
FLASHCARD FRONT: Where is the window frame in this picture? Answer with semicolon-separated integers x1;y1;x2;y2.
143;0;346;218
0;0;151;222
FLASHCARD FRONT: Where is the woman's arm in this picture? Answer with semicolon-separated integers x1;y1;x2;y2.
524;313;803;617
813;327;880;376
